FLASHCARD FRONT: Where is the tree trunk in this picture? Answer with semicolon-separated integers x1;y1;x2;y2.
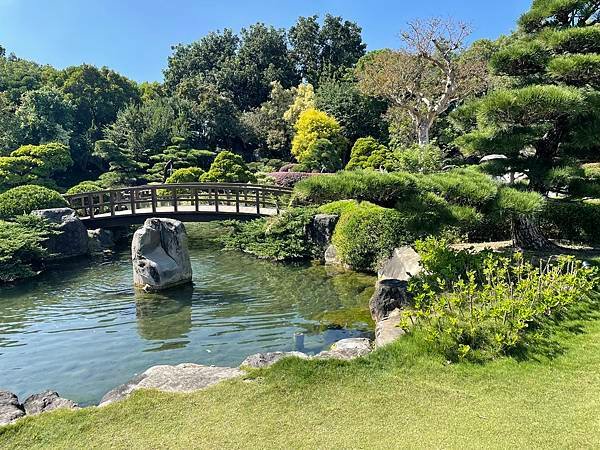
416;121;431;146
511;215;557;251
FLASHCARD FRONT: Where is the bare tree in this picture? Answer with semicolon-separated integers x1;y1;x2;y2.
357;18;488;145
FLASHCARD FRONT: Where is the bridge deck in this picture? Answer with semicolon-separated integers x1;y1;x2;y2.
65;182;291;228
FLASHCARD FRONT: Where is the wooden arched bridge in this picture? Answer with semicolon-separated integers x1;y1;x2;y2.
64;183;293;228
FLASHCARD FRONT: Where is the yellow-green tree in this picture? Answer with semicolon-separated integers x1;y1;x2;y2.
291;109;345;170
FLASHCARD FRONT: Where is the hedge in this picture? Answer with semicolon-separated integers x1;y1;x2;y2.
0;185;68;218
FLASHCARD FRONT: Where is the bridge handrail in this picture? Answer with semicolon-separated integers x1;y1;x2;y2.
64;182;293;220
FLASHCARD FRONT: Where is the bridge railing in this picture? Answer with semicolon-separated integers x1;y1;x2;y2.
64;183;293;219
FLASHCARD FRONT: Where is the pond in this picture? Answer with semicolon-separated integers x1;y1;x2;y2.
0;224;375;405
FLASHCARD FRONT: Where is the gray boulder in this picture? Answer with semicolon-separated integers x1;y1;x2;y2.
32;208;89;259
370;279;412;322
88;228;115;254
132;218;192;291
375;309;405;348
316;338;372;360
240;351;309;369
378;246;422;281
23;391;78;416
99;363;243;406
0;391;24;425
307;214;339;251
324;244;343;266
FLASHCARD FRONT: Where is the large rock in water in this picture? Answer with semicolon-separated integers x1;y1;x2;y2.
99;363;243;406
132;218;192;291
378;246;422;281
87;228;115;254
0;391;24;425
23;391;78;416
32;208;89;259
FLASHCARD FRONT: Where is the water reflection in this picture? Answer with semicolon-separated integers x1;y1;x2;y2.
135;284;194;343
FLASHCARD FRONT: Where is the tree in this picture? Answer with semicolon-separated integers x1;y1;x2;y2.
54;64;140;168
315;78;388;144
291;108;346;166
92;140;144;186
289;14;366;85
14;86;75;146
356;18;488;146
241;81;295;159
147;137;215;182
200;151;256;183
0;142;73;191
454;1;600;249
283;83;315;126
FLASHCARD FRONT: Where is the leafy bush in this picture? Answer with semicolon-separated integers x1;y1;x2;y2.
0;215;56;282
200;151;256;183
319;200;410;272
363;144;444;174
223;207;318;261
66;181;104;195
404;242;598;362
346;137;387;170
165;167;204;184
0;185;68;218
421;168;498;208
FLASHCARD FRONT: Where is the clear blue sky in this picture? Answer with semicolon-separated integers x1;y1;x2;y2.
0;0;532;82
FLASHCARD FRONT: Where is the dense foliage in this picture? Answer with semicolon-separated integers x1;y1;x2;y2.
404;238;599;362
291;109;345;169
0;215;56;282
165;167;205;184
223;207;318;260
200;151;256;183
0;185;67;218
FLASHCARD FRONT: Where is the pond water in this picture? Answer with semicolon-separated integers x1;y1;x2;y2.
0;224;375;405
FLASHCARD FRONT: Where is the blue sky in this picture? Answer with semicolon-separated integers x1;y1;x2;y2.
0;0;531;82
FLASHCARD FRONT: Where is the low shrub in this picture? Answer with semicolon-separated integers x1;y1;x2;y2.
0;215;56;282
403;242;598;362
365;144;444;174
222;207;318;261
346;137;387;170
0;185;68;218
66;181;104;195
319;201;411;272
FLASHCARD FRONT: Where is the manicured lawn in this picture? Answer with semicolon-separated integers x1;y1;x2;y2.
2;304;600;450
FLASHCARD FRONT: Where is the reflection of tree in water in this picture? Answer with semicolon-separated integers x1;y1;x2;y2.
135;284;193;342
191;249;376;336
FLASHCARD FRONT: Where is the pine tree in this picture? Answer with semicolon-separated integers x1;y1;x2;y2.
454;0;600;249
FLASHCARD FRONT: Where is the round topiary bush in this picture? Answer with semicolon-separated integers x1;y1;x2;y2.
0;185;68;218
65;181;104;195
200;151;256;183
165;167;204;184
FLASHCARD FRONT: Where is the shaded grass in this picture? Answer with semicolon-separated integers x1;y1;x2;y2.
2;305;600;449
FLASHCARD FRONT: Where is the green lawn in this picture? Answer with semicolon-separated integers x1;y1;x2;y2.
2;305;600;450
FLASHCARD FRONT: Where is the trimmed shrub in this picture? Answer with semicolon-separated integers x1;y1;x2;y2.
165;167;204;184
293;170;418;207
200;151;256;183
319;201;410;272
0;185;67;218
421;168;498;207
66;181;104;195
346;137;387;170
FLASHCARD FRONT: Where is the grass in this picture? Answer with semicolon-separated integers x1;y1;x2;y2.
2;301;600;450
